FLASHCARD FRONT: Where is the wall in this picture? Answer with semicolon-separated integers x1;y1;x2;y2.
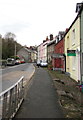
52;39;65;71
17;48;30;63
47;43;55;63
37;40;50;62
65;17;80;81
55;39;64;54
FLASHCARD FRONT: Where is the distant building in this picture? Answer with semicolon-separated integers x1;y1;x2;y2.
47;39;55;63
30;50;37;63
37;36;50;62
17;47;31;62
17;46;37;63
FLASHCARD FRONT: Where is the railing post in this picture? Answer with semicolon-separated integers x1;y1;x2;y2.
0;76;24;120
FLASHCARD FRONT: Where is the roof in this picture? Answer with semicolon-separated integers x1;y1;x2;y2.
64;3;83;38
47;39;56;47
18;47;31;53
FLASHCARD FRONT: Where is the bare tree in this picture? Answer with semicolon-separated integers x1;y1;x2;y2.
4;32;16;40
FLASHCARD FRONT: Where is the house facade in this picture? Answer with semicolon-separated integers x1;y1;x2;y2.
37;37;50;62
52;32;65;71
17;47;37;63
64;16;80;82
17;47;31;62
47;39;55;63
31;50;37;63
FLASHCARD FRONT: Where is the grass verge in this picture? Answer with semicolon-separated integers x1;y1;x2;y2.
47;69;83;119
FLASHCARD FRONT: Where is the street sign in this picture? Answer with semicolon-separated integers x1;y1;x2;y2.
67;50;76;56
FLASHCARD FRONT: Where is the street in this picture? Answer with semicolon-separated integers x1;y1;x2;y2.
1;63;35;91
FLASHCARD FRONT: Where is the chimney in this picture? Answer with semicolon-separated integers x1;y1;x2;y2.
50;34;53;41
65;28;69;32
46;36;48;41
76;2;83;13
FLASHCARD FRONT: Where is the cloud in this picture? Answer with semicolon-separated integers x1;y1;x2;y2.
0;22;31;35
0;0;82;46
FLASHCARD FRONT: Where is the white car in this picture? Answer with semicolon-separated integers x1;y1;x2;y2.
40;61;48;67
7;58;15;66
15;59;21;65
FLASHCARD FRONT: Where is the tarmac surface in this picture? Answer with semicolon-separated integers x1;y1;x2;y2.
1;63;35;91
14;67;64;118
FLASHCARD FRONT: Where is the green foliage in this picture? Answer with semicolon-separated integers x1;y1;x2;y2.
11;55;20;60
2;32;22;59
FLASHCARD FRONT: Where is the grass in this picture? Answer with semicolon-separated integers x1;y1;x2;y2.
46;68;83;118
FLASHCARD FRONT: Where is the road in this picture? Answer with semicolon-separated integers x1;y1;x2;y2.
1;63;35;92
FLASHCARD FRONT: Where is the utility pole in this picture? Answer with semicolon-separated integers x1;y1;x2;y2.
14;41;16;59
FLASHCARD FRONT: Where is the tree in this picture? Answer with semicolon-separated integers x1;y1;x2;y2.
4;32;16;40
2;32;22;59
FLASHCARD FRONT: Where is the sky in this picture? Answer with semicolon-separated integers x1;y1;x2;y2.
0;0;82;46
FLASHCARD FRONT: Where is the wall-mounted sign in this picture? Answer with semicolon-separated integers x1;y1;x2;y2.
67;50;76;56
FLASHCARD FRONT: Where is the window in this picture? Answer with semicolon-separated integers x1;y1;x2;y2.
72;56;76;70
72;29;75;45
67;36;69;49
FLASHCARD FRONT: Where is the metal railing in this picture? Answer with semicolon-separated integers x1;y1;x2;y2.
0;76;24;119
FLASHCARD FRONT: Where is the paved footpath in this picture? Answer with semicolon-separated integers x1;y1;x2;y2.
14;67;64;118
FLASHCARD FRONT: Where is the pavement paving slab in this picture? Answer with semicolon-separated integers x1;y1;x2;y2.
14;67;64;118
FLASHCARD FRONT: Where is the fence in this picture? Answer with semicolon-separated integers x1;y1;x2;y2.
0;76;24;120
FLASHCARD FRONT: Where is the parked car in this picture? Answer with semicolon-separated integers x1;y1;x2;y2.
20;59;25;64
15;59;21;65
7;58;15;66
40;61;48;67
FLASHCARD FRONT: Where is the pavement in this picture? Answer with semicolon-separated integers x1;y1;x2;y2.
14;67;64;118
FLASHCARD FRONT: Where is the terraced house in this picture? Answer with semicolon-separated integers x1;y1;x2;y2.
52;31;65;72
64;2;83;82
47;34;55;63
37;36;50;62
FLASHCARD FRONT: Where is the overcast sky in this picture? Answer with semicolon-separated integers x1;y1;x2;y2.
0;0;82;46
